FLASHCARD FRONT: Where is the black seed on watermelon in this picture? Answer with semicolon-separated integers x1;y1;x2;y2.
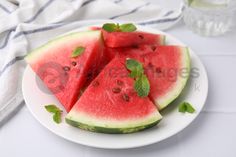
92;81;99;87
155;67;162;73
63;66;70;71
116;80;124;86
151;45;157;51
138;35;144;39
131;45;139;49
86;72;93;80
122;93;130;102
112;87;121;93
148;62;154;68
71;61;77;66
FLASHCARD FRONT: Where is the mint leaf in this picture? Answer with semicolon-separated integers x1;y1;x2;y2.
102;23;137;32
45;104;63;124
186;103;195;113
45;104;60;113
125;59;150;97
71;46;85;58
126;59;143;73
53;111;62;124
126;59;143;78
129;68;143;78
102;23;119;32
178;102;195;113
119;23;137;32
178;103;187;113
134;74;150;97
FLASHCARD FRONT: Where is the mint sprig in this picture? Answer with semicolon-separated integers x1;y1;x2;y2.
134;74;150;97
71;46;85;58
45;104;63;124
126;59;143;78
178;102;195;113
102;23;119;32
102;23;137;32
119;23;137;32
126;59;150;97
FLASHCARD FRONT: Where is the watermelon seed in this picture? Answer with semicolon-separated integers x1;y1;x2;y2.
138;35;144;39
71;61;77;66
148;62;153;68
92;81;99;87
112;87;121;93
156;67;162;73
116;80;124;86
151;46;157;51
131;45;139;49
63;66;70;71
122;93;130;102
87;72;93;80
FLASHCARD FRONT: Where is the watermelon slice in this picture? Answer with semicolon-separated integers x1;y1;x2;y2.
102;30;165;48
142;46;191;110
105;45;190;110
66;58;162;134
25;31;104;112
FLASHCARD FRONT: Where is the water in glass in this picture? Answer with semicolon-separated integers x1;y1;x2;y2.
183;0;236;36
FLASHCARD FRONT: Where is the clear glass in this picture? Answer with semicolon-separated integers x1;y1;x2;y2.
183;0;236;36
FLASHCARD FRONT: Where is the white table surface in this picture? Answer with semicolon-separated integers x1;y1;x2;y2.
1;1;236;156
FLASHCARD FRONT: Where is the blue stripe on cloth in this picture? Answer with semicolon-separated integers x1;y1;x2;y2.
0;100;25;128
25;0;55;23
137;14;182;25
114;0;122;3
81;0;96;7
0;0;56;49
0;55;26;77
109;2;150;19
0;30;13;49
163;10;174;17
1;23;68;74
13;23;66;38
0;3;11;14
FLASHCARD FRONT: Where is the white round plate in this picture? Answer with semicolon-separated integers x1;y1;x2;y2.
22;23;208;149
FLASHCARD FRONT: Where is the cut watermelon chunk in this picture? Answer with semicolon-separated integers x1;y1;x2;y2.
25;31;104;112
66;58;162;134
142;46;191;110
102;30;165;48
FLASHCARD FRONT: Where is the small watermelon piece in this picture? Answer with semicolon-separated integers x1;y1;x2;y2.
142;46;191;110
66;58;162;134
102;30;165;48
25;31;104;112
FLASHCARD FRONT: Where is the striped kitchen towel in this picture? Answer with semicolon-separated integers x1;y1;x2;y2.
0;0;183;126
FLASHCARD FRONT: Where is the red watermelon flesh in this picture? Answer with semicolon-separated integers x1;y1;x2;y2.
66;58;162;133
102;29;165;48
104;44;158;62
25;31;104;112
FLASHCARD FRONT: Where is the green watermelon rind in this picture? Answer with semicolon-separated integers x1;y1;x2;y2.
25;30;102;63
66;118;161;134
156;47;191;110
65;111;162;134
